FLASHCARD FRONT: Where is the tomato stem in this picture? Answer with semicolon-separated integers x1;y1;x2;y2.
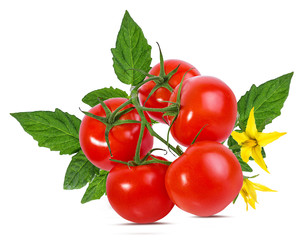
97;97;112;117
110;159;138;167
131;77;159;93
105;125;113;156
191;124;208;145
145;123;181;156
140;148;168;162
140;159;171;166
134;122;145;164
140;104;178;113
157;42;166;78
109;98;133;122
131;87;182;157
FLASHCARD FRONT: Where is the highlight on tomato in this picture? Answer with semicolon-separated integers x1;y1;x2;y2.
167;75;237;146
106;155;174;223
165;141;243;217
79;98;153;171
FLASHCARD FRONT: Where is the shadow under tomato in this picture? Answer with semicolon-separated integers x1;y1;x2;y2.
117;231;165;236
190;215;232;219
114;222;172;226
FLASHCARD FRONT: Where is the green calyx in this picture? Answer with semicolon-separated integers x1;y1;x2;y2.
80;98;139;156
150;42;179;90
131;42;180;104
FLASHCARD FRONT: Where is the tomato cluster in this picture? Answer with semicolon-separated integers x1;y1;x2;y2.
79;59;242;223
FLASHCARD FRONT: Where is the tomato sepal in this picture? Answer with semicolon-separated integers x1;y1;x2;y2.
133;43;181;107
80;98;139;156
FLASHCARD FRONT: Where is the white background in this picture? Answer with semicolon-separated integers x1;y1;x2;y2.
1;0;300;239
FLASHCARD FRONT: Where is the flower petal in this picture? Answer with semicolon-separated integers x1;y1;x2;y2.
249;198;256;209
252;183;277;192
240;188;249;211
244;179;258;203
241;146;252;162
251;145;270;173
245;108;258;139
231;131;250;145
257;132;287;147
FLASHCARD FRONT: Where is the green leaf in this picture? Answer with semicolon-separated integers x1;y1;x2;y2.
81;170;109;204
11;108;81;155
230;150;253;172
63;150;99;190
227;134;241;153
237;156;253;172
243;174;259;180
111;10;152;86
82;87;129;107
237;72;293;131
233;194;239;204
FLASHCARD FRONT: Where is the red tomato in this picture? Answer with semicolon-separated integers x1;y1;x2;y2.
106;156;174;223
168;76;237;146
165;141;243;217
79;98;153;171
138;59;200;123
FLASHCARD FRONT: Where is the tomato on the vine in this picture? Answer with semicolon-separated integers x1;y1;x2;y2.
79;98;153;171
168;76;237;146
106;155;174;223
138;59;200;123
165;141;243;217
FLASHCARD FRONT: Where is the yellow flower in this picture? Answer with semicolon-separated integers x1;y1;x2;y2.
231;107;286;173
240;178;276;210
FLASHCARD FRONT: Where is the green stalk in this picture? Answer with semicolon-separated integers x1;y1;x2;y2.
131;77;159;94
145;123;181;156
133;122;145;164
109;98;133;122
140;105;178;113
140;159;171;166
131;88;182;157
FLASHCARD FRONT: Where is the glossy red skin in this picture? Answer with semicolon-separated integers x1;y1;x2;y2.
165;141;243;217
138;59;200;123
79;98;153;171
168;76;237;146
106;156;174;223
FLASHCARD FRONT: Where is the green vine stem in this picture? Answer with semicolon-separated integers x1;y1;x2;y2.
133;121;146;164
130;88;182;159
108;98;133;122
140;105;178;113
